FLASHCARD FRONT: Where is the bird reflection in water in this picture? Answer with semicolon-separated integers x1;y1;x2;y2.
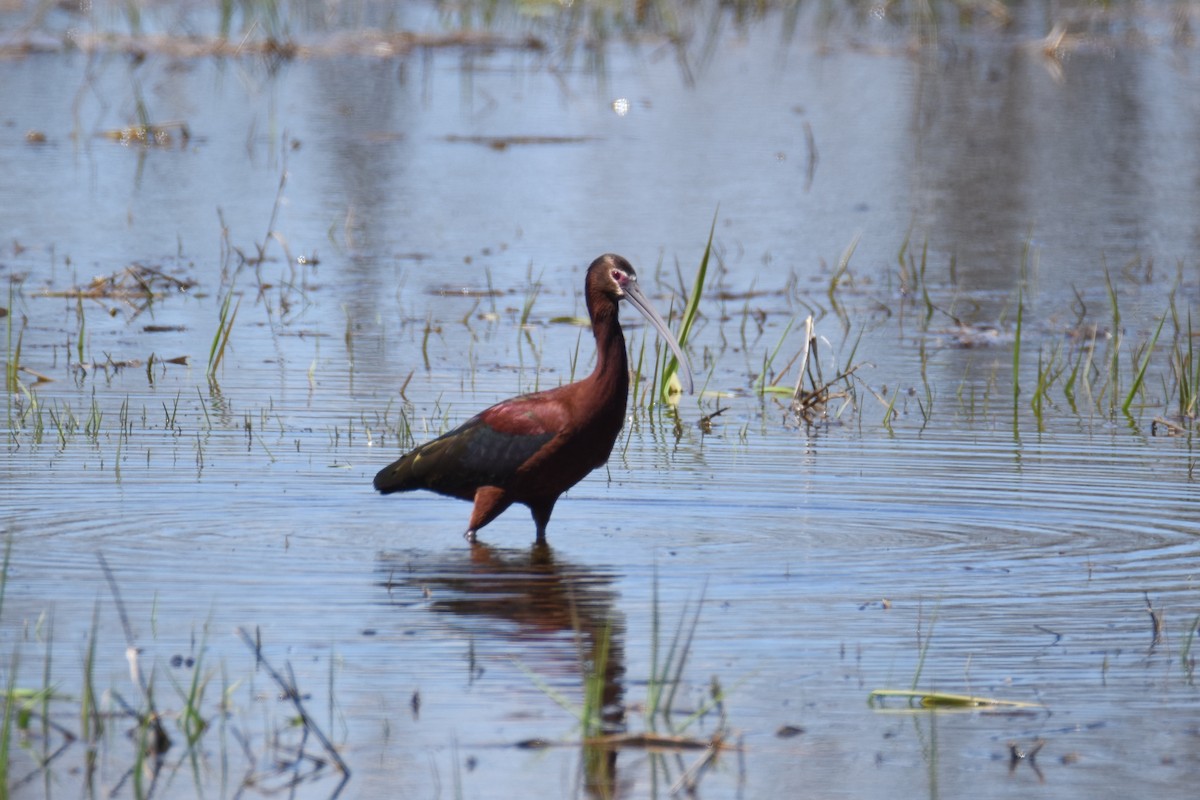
378;542;626;798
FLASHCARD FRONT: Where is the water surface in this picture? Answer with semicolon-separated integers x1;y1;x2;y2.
3;1;1200;798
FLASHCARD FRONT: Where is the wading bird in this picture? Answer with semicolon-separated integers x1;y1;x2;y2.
374;254;694;542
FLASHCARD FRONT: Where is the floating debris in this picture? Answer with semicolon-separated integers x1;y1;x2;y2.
935;323;1015;348
44;264;196;301
99;120;190;148
444;134;596;151
428;285;504;298
18;365;54;384
583;731;731;752
868;689;1043;711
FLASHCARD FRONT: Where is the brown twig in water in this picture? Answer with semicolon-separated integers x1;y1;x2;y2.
581;731;732;751
787;314;863;425
96;553;172;776
1145;592;1165;650
236;627;350;785
669;731;729;795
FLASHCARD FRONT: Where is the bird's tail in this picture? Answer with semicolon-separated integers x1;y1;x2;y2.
373;421;478;497
373;453;419;494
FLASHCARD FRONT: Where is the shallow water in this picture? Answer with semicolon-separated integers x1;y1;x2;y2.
3;1;1200;798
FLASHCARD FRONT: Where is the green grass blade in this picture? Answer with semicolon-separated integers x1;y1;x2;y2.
660;209;715;401
1122;311;1166;415
76;294;86;366
662;586;706;730
867;689;1042;710
647;569;661;722
0;664;13;789
911;604;937;690
512;658;586;726
0;537;9;788
0;535;10;623
754;317;795;394
1012;284;1022;428
207;285;239;378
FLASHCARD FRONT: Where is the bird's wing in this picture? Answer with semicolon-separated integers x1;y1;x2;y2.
476;393;571;437
373;394;569;496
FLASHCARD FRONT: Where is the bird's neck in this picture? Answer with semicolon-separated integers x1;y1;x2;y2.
590;304;630;401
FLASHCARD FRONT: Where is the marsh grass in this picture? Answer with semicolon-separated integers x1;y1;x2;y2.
829;232;862;331
1029;342;1062;429
5;198;1193;471
1103;269;1123;413
1123;311;1166;416
75;294;86;368
81;602;102;751
168;628;212;751
752;317;795;396
236;627;350;793
930;270;1192;436
786;318;862;426
518;622;616;742
0;548;349;799
4;258;1191;470
4;281;22;398
644;578;721;735
1;651;15;790
1168;309;1199;424
1182;615;1200;685
518;574;731;798
830;227;1191;436
1012;284;1023;430
0;537;10;785
658;212;715;403
206;284;240;379
6;0;1122;64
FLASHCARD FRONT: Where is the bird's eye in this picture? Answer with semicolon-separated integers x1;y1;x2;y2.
611;270;625;284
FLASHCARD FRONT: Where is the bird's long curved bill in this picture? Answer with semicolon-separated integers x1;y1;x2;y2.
624;279;695;394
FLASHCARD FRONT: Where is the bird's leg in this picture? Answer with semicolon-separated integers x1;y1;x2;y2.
529;498;557;543
466;486;510;542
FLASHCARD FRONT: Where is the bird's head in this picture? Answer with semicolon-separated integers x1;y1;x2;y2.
587;253;694;394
